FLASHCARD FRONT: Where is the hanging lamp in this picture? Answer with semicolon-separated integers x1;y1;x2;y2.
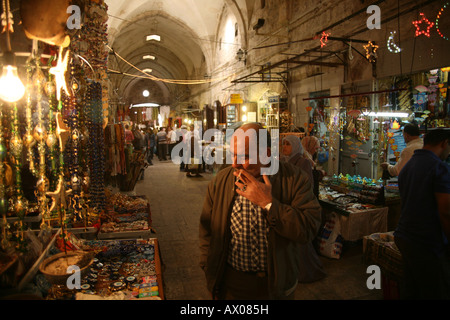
0;0;25;103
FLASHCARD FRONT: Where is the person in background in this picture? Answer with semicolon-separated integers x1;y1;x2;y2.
166;126;177;160
185;124;202;178
199;123;322;300
124;124;134;146
146;128;155;166
394;128;450;299
281;135;313;183
157;127;168;161
301;135;320;167
301;135;325;196
281;135;326;284
381;123;423;177
177;125;188;172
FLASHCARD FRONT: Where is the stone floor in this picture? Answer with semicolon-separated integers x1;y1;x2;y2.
131;159;384;300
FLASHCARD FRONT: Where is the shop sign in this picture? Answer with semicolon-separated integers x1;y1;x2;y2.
230;94;243;104
268;95;279;103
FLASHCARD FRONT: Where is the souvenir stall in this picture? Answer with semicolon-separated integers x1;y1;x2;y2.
0;0;162;300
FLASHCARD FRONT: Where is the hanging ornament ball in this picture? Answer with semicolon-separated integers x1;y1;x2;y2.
33;125;48;142
10;135;24;158
46;133;57;148
23;133;36;149
45;81;56;96
71;174;81;192
0;143;7;161
14;198;27;218
0;198;8;216
72;82;79;91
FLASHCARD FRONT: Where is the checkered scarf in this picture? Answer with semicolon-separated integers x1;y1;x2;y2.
227;193;269;272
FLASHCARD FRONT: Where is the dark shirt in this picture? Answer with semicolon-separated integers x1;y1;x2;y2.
394;149;450;256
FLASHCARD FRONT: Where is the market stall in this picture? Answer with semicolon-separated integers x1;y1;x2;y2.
98;193;154;240
316;174;389;259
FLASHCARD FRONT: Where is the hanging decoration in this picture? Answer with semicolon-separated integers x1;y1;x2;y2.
436;3;449;41
0;109;10;251
363;41;378;63
49;47;70;102
387;31;402;53
86;81;106;212
412;13;434;38
320;31;330;48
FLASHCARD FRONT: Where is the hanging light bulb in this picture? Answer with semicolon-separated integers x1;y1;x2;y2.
0;1;25;103
0;62;25;102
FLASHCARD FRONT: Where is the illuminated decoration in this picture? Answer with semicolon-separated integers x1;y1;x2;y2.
387;31;402;53
391;120;401;130
436;3;449;40
49;47;70;101
0;0;25;103
320;31;330;48
412;13;434;37
363;41;379;63
0;64;25;102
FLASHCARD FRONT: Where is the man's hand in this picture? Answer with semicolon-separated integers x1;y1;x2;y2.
234;169;272;208
381;162;389;170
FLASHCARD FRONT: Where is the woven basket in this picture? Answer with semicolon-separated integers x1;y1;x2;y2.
363;232;403;280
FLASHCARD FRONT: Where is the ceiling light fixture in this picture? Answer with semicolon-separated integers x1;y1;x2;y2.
143;55;156;60
142;69;153;74
362;111;410;118
146;35;161;41
143;90;150;97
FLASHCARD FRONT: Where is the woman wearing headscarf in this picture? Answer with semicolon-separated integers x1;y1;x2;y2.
301;135;320;167
281;135;326;283
281;135;313;183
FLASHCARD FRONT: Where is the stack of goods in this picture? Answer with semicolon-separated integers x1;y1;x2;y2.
99;193;152;235
323;173;385;206
45;239;162;300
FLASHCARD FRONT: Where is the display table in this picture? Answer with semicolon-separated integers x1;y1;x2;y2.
98;194;155;239
44;238;164;300
320;200;389;241
338;207;389;241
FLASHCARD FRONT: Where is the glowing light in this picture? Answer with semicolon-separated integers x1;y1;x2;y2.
387;31;402;53
362;111;410;118
143;55;156;60
436;3;449;40
320;31;330;48
0;65;25;102
146;35;161;41
143;90;150;97
412;13;434;37
49;47;70;101
363;41;379;63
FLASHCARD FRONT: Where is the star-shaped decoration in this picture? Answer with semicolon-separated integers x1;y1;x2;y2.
55;112;70;152
320;31;330;48
46;176;72;213
49;47;71;101
412;13;434;37
363;41;379;63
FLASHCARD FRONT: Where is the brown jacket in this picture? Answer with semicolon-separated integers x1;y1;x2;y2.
199;162;322;299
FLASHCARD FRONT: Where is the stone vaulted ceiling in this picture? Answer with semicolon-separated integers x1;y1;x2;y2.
105;0;230;107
